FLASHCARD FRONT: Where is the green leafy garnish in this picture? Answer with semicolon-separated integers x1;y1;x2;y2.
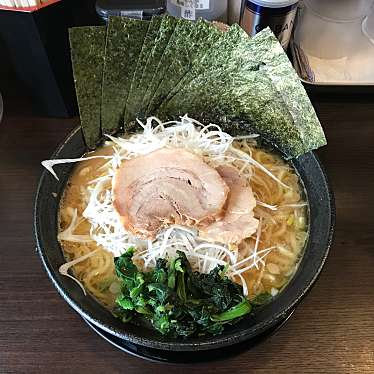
251;292;273;306
211;298;252;322
114;248;252;337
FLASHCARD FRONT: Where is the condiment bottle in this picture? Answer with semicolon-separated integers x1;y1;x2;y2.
166;0;228;23
240;0;299;48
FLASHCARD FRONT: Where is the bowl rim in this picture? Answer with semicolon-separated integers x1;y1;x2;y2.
34;126;335;351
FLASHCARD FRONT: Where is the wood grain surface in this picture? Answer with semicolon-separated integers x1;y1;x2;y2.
0;91;373;373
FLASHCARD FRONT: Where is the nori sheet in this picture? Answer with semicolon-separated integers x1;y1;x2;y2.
70;16;325;158
158;24;247;112
246;28;327;155
158;65;305;158
157;26;326;158
69;26;106;149
202;27;326;156
138;15;178;117
157;24;248;114
144;18;195;117
157;24;257;119
101;17;149;135
145;18;222;116
124;16;163;124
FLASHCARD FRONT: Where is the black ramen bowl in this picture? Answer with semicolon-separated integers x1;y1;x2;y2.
34;127;335;353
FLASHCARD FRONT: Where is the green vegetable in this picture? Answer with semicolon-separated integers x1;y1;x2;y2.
251;292;273;306
116;296;134;310
114;249;252;337
211;298;252;322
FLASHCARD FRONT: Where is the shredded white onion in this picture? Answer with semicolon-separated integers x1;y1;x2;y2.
58;249;100;294
43;116;282;289
256;201;278;211
58;208;93;243
42;156;112;181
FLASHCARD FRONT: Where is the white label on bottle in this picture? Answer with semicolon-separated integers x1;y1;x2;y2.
120;10;144;19
171;0;210;10
181;6;196;20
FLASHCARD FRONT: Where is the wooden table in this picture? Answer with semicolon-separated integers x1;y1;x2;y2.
1;91;373;373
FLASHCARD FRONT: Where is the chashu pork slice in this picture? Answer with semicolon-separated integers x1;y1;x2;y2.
112;148;229;239
199;166;259;244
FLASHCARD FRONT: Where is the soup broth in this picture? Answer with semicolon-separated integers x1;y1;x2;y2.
58;135;308;309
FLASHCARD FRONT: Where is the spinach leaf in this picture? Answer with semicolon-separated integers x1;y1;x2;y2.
114;248;253;338
251;292;273;306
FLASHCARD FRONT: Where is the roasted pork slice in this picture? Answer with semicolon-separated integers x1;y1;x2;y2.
199;166;259;244
112;148;229;238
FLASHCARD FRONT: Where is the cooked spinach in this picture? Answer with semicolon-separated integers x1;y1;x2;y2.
251;292;273;306
114;248;252;337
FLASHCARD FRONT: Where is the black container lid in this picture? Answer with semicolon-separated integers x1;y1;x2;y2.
96;0;165;20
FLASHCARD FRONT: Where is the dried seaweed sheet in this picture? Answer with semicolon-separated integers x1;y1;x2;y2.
158;63;305;157
158;24;247;112
220;69;305;156
157;24;258;120
144;18;195;117
145;19;222;116
158;26;326;158
247;28;327;155
69;26;106;149
124;16;163;124
138;15;178;117
157;25;248;113
101;17;149;135
224;29;326;156
71;15;325;157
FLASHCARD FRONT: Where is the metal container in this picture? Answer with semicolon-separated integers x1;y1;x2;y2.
240;0;299;48
228;0;244;24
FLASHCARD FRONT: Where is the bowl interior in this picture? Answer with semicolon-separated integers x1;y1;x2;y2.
34;127;335;351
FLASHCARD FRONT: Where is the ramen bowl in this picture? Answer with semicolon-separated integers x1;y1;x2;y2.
34;127;335;352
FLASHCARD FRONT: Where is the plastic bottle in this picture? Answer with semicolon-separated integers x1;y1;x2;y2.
166;0;228;23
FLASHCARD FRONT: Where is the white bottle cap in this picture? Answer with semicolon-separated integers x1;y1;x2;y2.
249;0;299;8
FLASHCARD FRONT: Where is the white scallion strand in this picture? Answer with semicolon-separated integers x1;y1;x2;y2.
58;249;100;295
42;156;113;181
58;208;93;243
44;115;284;295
